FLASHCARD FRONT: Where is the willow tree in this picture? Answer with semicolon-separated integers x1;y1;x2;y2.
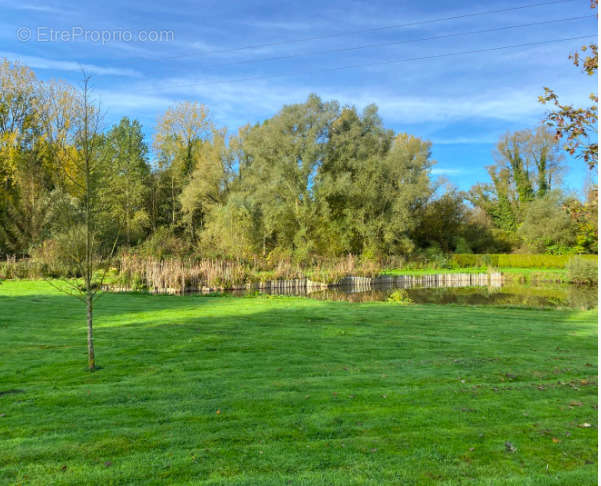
518;191;575;253
235;94;339;259
317;105;434;257
356;132;434;256
153;102;212;227
179;127;234;238
205;96;434;260
316;104;394;255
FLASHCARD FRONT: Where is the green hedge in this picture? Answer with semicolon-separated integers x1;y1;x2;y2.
450;254;598;269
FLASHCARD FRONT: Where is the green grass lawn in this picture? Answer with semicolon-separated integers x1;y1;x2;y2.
0;281;597;485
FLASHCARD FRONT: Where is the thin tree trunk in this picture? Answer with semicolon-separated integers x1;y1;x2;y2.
86;293;95;371
171;175;176;225
82;77;96;372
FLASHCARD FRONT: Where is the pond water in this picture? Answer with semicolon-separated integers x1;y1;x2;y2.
219;283;598;309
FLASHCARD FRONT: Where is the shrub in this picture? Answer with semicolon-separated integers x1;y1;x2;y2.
407;245;457;270
136;227;190;259
566;257;598;285
450;254;499;268
387;289;414;305
518;192;575;253
454;237;473;254
0;257;40;279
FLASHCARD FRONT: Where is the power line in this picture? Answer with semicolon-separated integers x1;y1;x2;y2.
325;34;597;74
209;15;595;68
157;0;579;61
131;34;597;93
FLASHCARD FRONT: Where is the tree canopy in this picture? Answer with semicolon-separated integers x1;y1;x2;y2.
0;59;596;262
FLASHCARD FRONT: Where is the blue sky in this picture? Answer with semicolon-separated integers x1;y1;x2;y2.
1;0;597;192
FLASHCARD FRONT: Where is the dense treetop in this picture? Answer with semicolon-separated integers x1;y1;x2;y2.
0;60;597;262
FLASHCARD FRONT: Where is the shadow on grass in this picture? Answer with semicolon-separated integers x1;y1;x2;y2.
0;284;597;485
0;286;596;382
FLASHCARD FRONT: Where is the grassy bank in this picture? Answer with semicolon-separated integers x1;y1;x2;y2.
0;281;597;485
1;254;597;290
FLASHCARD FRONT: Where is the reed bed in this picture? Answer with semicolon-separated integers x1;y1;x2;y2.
113;253;389;293
0;256;64;279
116;255;248;292
3;252;597;292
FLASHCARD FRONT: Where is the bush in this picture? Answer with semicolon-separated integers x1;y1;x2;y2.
454;237;473;254
406;245;458;270
387;289;414;305
566;257;598;285
0;257;40;279
136;227;190;259
518;192;575;253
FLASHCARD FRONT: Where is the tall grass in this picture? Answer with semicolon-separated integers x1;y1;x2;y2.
114;254;390;292
0;256;39;279
0;256;72;279
0;253;389;288
3;252;597;290
116;255;249;291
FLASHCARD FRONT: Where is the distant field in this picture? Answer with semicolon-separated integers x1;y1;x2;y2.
0;281;597;485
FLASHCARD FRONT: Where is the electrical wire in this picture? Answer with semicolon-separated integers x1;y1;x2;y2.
156;0;580;61
208;15;595;68
129;34;597;93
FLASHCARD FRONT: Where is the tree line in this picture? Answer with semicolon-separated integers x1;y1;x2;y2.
0;59;597;266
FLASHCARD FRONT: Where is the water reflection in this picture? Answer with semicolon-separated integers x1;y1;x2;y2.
223;283;597;309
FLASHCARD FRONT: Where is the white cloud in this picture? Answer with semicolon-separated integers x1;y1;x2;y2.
107;76;579;125
96;90;175;111
0;2;60;12
83;61;595;130
432;136;497;145
431;168;464;175
238;19;317;32
174;39;295;59
188;40;217;53
0;52;141;77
